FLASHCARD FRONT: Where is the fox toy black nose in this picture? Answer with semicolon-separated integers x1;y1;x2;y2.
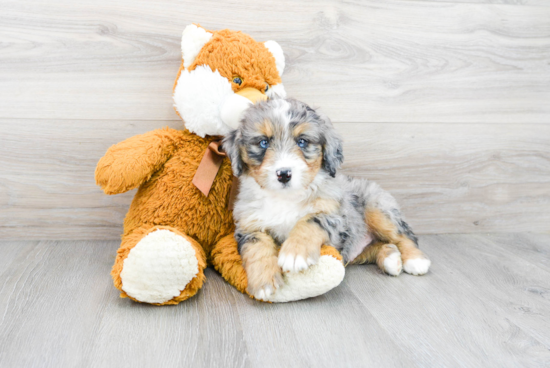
276;169;292;184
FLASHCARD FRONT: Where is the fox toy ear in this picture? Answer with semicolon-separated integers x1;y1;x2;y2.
181;24;213;69
264;40;285;76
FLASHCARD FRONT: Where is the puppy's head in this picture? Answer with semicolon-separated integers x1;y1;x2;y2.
223;99;343;192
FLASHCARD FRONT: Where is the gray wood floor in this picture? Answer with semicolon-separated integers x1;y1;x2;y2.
1;233;549;368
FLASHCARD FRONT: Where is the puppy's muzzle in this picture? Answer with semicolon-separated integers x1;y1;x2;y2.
276;169;292;184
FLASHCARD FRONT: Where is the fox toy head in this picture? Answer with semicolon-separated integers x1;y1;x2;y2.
173;25;286;137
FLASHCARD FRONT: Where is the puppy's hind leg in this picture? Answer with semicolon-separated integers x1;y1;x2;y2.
396;236;431;276
351;242;403;276
366;209;431;276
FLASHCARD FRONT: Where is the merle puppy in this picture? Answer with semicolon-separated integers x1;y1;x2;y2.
223;98;431;300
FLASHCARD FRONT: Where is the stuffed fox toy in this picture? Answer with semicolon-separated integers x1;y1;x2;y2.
95;25;345;305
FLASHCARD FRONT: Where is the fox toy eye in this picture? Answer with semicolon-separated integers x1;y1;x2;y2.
259;139;269;149
233;77;243;85
297;138;308;148
265;83;269;93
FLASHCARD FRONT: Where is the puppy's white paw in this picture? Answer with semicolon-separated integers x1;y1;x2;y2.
254;285;274;301
278;237;321;273
383;251;403;276
403;258;431;275
293;255;308;272
278;253;313;273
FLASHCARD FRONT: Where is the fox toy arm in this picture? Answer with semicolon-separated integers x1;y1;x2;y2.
95;128;180;195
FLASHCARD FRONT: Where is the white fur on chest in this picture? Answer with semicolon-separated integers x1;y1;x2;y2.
234;177;313;242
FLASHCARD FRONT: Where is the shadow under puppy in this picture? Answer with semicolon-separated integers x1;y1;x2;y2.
223;98;431;300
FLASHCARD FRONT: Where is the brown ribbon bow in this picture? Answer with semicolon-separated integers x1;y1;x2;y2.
192;140;239;209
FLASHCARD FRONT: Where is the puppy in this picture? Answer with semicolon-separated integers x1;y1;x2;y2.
223;98;431;300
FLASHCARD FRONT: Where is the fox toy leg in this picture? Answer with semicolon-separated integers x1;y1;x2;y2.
112;225;206;305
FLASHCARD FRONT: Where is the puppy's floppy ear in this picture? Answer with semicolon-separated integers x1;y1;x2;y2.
222;129;244;177
320;114;344;178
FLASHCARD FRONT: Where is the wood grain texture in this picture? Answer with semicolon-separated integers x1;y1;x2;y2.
424;0;549;5
487;232;550;273
346;234;550;367
0;234;549;367
0;0;549;236
0;119;548;239
0;0;549;123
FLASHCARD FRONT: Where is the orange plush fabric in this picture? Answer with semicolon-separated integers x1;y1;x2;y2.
189;29;282;92
171;28;281;121
97;128;235;304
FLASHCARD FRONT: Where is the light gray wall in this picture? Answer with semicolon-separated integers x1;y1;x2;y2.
1;0;549;239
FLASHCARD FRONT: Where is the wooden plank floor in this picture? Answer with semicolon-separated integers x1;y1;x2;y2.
1;233;549;367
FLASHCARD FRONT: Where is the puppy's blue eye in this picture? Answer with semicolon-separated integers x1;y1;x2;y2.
259;139;269;149
233;77;243;85
297;138;308;148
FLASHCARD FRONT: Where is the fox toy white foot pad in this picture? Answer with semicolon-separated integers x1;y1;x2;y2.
120;230;199;304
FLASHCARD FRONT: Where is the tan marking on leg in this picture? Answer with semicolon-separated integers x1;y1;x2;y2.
365;208;428;272
279;214;329;272
350;241;386;265
351;241;402;276
395;235;426;262
240;232;283;298
396;235;430;275
365;209;399;243
234;219;264;235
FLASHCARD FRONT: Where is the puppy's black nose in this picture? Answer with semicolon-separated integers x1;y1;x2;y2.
276;169;292;184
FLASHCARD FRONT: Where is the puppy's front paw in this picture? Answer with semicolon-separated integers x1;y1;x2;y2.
278;238;321;273
245;257;284;301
